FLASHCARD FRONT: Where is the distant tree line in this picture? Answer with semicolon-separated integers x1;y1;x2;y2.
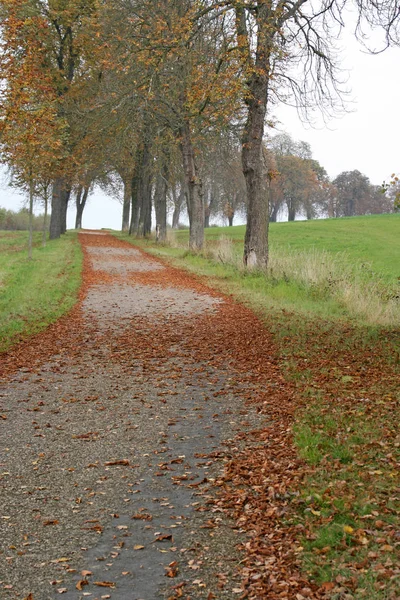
193;132;394;226
0;206;48;232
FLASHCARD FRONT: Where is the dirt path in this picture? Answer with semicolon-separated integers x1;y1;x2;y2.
0;233;316;600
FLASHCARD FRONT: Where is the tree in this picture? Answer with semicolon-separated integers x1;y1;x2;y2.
0;2;67;256
383;174;400;212
0;0;104;239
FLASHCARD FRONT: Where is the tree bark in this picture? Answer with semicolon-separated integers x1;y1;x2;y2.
60;183;71;235
242;73;269;268
121;176;132;232
129;170;140;235
42;189;48;247
28;178;34;260
180;120;204;252
204;188;217;228
288;206;296;221
154;168;168;243
172;182;185;229
228;214;234;227
75;184;89;230
137;140;152;237
236;6;272;269
50;177;70;239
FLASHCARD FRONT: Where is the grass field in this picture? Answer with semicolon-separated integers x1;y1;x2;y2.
174;213;400;283
0;230;82;352
117;213;400;599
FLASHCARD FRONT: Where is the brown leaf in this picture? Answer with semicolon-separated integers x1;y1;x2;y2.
154;534;173;542
93;582;116;588
81;570;92;577
76;580;88;591
23;595;33;600
104;459;130;466
165;561;179;577
320;582;335;592
43;519;59;526
132;513;153;521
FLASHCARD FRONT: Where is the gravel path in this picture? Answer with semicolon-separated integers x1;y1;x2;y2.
0;233;273;600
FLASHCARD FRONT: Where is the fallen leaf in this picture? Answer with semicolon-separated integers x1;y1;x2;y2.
343;525;354;534
165;561;178;577
154;534;173;542
76;580;88;591
104;460;130;466
134;545;145;550
320;582;335;592
51;558;71;563
43;520;59;526
93;582;116;588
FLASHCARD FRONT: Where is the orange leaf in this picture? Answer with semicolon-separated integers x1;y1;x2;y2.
76;580;88;591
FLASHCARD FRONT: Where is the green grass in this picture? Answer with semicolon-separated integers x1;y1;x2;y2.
0;230;82;352
175;213;400;283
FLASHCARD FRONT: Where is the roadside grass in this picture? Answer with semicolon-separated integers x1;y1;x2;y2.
116;218;400;598
174;213;400;284
0;230;82;352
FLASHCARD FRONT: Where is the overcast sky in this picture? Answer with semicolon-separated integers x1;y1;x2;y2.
1;20;399;231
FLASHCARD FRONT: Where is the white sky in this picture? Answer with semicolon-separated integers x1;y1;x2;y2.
1;20;399;231
273;23;400;185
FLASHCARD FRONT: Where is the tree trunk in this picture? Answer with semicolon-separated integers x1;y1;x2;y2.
180;120;204;252
42;190;48;247
154;169;168;243
242;73;269;268
50;178;63;239
269;199;280;223
236;7;272;269
75;185;83;229
228;214;234;227
204;207;210;229
121;177;132;232
28;178;34;260
172;182;185;229
129;171;140;236
75;185;89;230
204;188;211;228
137;141;152;237
143;189;152;236
60;184;71;235
287;201;296;221
50;177;70;239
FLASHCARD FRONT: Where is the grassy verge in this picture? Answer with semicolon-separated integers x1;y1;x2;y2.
116;228;400;598
0;230;83;352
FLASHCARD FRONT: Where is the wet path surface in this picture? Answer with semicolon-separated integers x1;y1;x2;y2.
0;233;269;600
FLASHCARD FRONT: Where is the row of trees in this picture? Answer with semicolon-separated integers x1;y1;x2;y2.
0;0;398;265
168;131;394;226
